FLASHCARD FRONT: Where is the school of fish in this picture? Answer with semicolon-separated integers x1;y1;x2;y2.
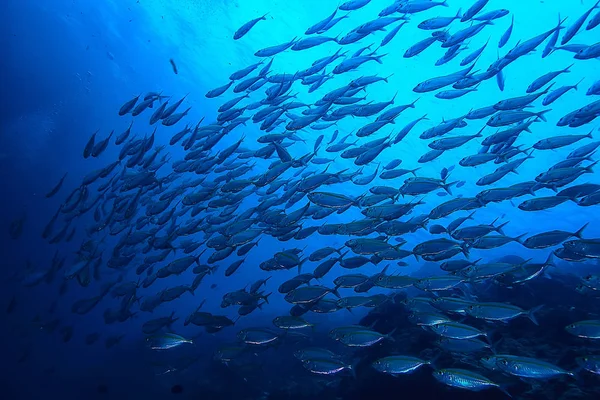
10;0;600;398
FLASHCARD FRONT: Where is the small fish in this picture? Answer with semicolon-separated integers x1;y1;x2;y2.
433;368;509;397
491;355;574;379
566;320;600;339
118;95;139;116
372;355;434;376
498;15;514;48
169;59;178;74
234;14;268;40
577;355;600;375
46;173;68;198
146;333;193;350
301;358;354;376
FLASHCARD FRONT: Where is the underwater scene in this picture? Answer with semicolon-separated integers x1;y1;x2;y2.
3;0;600;398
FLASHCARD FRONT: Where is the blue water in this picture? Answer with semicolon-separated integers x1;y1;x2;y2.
2;0;600;399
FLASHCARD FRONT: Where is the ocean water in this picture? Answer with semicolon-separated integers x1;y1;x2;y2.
2;0;600;399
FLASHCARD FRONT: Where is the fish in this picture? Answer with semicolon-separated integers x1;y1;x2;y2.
146;333;193;350
523;224;588;249
336;327;396;347
498;15;514;48
461;0;490;22
301;358;354;376
372;355;434;376
119;95;140;116
419;9;462;30
466;303;543;325
489;355;575;379
433;368;509;397
339;0;371;11
430;321;488;340
234;14;268;40
577;355;600;375
566;320;600;338
527;64;573;93
561;0;600;45
169;59;178;75
46;173;68;198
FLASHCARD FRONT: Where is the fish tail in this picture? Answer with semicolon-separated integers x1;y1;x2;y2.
385;327;397;342
346;359;359;379
460;242;471;259
443;181;458;195
543;253;556;269
262;292;272;304
585;161;598;173
533;109;551;122
564;63;574;73
558;15;569;30
514;232;528;244
375;53;388;64
573;222;589;239
497;385;513;398
490;337;503;354
496;221;510;235
483;329;495;344
331;287;341;298
428;352;442;371
527;304;544;326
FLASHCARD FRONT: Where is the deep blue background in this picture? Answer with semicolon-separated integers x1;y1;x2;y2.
1;0;600;399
